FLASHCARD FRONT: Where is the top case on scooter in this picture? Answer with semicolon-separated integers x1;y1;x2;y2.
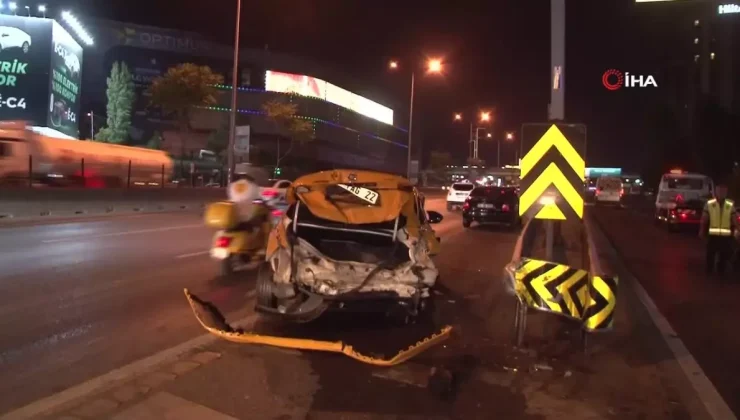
204;201;240;229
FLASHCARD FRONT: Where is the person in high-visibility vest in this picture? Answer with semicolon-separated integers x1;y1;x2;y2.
700;184;738;275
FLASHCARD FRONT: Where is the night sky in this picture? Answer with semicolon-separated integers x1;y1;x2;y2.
64;0;702;173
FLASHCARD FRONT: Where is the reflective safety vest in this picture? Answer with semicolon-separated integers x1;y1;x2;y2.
706;198;735;236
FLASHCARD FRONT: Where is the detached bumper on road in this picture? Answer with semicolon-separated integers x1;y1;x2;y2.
183;289;452;366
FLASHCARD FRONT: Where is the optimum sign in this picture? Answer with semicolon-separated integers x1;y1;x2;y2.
718;4;740;14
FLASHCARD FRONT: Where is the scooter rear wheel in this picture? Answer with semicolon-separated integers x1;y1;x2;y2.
220;255;235;277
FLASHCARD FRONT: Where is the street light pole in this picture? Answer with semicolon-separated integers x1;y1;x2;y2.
226;0;242;183
89;111;94;140
406;71;415;180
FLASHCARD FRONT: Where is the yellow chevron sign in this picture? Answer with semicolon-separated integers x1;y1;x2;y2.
513;258;617;332
519;124;585;220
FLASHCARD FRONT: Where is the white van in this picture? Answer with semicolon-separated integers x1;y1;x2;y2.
655;172;714;224
595;176;623;205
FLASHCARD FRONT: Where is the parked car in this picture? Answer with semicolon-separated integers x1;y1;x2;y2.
462;186;520;228
446;182;475;210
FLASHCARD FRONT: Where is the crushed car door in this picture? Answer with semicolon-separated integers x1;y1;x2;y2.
416;193;440;256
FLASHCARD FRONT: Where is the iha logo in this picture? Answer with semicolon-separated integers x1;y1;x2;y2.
602;69;658;90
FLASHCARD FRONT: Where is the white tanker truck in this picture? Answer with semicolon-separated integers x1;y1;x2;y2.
0;121;174;187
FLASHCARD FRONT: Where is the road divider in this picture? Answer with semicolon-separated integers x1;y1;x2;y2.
0;188;226;221
503;217;619;350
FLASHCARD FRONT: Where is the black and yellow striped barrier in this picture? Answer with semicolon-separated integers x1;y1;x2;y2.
505;258;617;336
184;289;452;366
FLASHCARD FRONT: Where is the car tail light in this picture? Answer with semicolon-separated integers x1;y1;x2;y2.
263;189;278;198
502;204;510;212
595;189;600;196
271;209;283;217
215;236;232;248
620;188;624;197
675;194;683;203
463;200;470;210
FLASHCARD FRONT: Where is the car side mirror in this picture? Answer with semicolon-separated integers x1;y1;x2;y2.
427;210;443;224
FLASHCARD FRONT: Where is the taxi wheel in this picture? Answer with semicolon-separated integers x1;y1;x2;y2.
256;262;277;309
220;256;235;277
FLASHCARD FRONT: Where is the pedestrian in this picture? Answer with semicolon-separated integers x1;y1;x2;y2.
699;184;738;277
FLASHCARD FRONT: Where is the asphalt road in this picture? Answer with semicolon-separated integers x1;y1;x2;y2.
592;204;740;417
0;198;460;414
0;197;714;419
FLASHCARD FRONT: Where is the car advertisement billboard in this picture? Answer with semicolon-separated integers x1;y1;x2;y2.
265;70;394;125
48;21;82;138
0;15;52;126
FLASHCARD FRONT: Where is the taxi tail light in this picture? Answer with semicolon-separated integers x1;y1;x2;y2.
215;236;232;248
263;189;278;198
271;209;284;217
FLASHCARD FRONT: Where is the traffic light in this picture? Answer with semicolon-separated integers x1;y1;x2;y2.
274;167;281;176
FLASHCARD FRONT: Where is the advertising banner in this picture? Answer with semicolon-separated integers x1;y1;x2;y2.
234;125;250;155
0;15;52;126
265;70;394;126
48;21;82;138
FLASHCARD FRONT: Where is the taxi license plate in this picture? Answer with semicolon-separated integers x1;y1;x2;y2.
477;203;494;209
337;184;379;204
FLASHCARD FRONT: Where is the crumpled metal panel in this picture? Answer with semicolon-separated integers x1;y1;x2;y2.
184;289;452;366
269;227;438;298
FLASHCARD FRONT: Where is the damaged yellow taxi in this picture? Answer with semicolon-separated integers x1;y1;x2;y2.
184;169;452;365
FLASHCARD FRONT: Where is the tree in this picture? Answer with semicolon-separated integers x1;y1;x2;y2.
96;61;135;143
146;131;163;150
262;99;314;167
148;63;223;156
206;119;230;158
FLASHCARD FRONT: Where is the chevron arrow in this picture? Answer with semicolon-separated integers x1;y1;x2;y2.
584;276;618;331
520;125;585;179
519;163;584;217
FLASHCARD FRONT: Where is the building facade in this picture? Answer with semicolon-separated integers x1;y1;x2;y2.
81;19;408;175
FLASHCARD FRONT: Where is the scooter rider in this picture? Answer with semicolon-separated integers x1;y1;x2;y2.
227;166;272;241
699;183;738;276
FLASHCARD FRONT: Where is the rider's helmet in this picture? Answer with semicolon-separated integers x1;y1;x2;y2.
228;165;268;204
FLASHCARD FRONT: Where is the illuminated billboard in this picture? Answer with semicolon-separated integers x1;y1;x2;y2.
0;16;83;138
48;21;83;138
265;70;394;125
0;15;53;127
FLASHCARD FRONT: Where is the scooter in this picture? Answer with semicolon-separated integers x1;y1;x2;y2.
206;200;284;276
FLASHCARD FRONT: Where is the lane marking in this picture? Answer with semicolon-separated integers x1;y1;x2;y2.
42;225;204;244
175;251;210;259
586;216;736;420
1;311;258;420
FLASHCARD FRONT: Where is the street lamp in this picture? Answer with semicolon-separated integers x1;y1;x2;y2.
24;5;30;16
388;57;444;181
486;133;492;138
9;2;17;14
453;111;491;162
226;0;242;183
38;5;46;17
506;132;514;141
